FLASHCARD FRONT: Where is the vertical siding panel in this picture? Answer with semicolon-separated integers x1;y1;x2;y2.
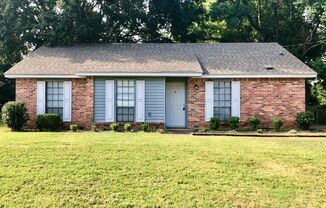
145;79;165;122
94;78;106;122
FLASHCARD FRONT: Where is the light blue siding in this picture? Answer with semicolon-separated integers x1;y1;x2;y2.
94;79;106;122
93;78;165;123
145;79;165;122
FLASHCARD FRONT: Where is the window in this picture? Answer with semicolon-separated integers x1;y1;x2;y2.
116;80;135;122
214;81;231;121
46;81;63;117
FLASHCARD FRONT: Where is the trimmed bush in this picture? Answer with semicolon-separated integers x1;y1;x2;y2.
1;101;29;131
110;123;118;131
272;118;283;131
249;116;261;130
256;129;263;134
70;124;78;132
296;111;314;130
124;123;132;132
209;117;220;130
229;116;240;130
140;123;149;132
92;123;98;132
36;114;61;131
198;127;209;133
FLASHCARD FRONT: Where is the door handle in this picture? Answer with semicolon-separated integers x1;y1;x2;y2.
183;104;186;111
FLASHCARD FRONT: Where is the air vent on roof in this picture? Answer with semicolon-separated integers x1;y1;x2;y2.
279;52;284;56
264;66;275;70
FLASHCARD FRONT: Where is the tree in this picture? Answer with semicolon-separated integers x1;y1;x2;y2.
208;0;325;60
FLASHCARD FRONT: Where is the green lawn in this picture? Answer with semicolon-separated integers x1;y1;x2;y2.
0;124;325;207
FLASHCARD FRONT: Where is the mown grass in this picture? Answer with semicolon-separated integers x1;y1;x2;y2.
0;124;325;207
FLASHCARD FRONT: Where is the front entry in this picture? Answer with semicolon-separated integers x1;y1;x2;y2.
166;82;186;128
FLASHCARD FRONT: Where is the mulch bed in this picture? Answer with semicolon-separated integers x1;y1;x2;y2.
193;132;326;137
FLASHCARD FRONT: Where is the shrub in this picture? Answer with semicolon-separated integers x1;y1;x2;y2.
70;124;78;132
209;117;220;130
296;111;314;130
249;116;261;130
124;123;132;131
110;123;118;131
288;129;297;134
1;101;29;131
92;123;98;132
36;114;61;131
140;123;149;132
229;117;240;130
256;129;263;134
157;129;165;134
198;127;209;133
272;118;283;131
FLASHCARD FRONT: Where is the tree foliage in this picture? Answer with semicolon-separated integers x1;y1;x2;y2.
0;0;326;105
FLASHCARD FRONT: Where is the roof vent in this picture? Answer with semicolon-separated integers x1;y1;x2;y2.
279;52;284;56
264;66;275;70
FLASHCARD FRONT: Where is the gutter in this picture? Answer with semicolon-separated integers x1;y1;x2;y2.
202;74;317;78
4;73;317;79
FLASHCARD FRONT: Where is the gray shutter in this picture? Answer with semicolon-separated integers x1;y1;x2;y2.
37;81;46;115
63;81;72;122
105;80;115;122
205;81;214;121
231;81;240;118
135;80;145;122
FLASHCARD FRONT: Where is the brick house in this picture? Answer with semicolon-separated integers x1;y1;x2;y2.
4;43;317;129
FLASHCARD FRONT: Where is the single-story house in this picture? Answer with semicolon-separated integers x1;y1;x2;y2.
4;43;317;129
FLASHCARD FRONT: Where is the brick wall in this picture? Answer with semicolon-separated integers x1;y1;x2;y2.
70;77;94;128
239;78;305;128
187;78;207;127
16;78;37;128
187;78;306;129
16;77;94;129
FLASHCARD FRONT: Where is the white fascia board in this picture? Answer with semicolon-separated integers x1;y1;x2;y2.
4;74;83;78
76;72;203;77
202;74;317;78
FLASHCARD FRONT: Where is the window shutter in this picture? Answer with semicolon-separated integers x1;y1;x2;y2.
36;81;46;115
105;80;115;122
63;81;72;122
205;81;214;121
135;80;145;122
231;81;241;118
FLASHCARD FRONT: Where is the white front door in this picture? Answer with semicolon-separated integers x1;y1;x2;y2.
166;82;186;128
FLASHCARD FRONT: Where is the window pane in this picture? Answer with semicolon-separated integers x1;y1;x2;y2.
213;81;231;121
116;80;135;122
46;81;64;118
123;87;128;93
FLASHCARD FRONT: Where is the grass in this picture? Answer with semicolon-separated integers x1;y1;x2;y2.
0;124;325;207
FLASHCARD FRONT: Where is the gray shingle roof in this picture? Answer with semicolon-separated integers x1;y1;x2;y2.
5;43;316;77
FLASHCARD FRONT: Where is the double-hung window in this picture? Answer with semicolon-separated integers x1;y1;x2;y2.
46;81;64;117
116;80;135;122
213;81;231;121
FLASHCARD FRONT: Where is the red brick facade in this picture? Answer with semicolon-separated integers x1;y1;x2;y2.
187;78;306;128
187;78;207;127
16;79;37;128
16;77;94;129
239;78;305;128
16;77;305;130
70;77;94;128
